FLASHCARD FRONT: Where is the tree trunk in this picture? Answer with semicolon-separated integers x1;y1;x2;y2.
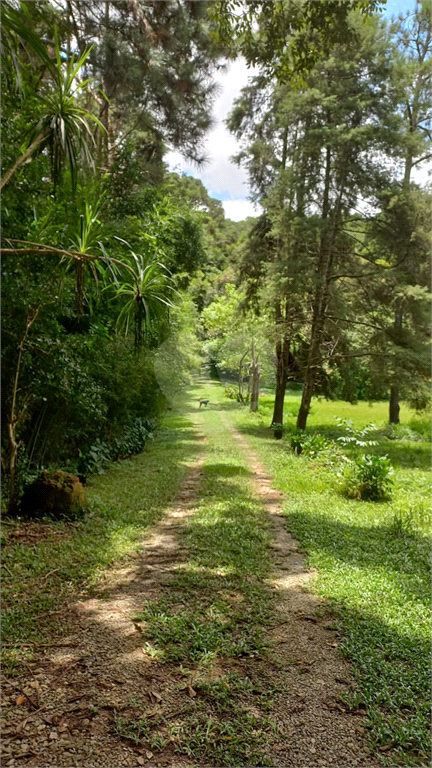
296;142;332;431
238;350;248;402
250;364;260;412
7;308;39;514
249;340;260;412
389;303;403;423
389;385;400;424
388;100;415;422
271;299;291;427
296;137;347;431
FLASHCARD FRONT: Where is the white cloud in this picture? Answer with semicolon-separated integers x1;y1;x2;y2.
165;58;259;220
222;199;262;221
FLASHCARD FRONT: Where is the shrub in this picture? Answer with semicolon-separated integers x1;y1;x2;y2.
77;418;156;478
77;439;112;477
335;418;378;448
342;454;393;501
289;430;332;457
385;423;424;442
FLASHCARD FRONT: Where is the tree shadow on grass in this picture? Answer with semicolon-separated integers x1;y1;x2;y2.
284;510;430;610
1;420;203;647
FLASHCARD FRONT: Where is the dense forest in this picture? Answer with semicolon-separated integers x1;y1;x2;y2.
2;0;430;514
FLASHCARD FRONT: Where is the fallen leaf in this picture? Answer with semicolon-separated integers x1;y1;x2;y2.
16;717;31;733
187;685;196;698
16;695;26;705
148;690;162;703
137;758;145;766
145;751;153;759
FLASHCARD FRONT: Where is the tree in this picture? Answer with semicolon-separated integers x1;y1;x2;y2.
210;0;385;81
386;0;432;421
1;4;104;192
56;0;226;169
228;11;413;430
201;284;273;399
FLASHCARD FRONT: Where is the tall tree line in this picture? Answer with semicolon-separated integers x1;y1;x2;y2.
226;2;431;430
1;0;227;511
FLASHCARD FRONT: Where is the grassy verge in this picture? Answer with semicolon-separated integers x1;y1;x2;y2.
1;414;200;673
225;387;431;767
133;390;281;766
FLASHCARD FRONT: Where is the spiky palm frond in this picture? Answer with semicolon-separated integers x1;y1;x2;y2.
115;254;178;350
1;31;104;191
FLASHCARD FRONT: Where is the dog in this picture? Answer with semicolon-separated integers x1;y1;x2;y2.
199;399;210;408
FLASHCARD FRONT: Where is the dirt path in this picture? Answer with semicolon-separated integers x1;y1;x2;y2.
1;415;376;768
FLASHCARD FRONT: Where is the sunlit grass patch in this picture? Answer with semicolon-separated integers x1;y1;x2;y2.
1;414;201;668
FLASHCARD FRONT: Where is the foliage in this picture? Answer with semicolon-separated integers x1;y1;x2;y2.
384;423;424;443
77;418;156;478
341;454;394;502
289;430;333;458
224;385;244;402
335;418;378;449
209;0;384;81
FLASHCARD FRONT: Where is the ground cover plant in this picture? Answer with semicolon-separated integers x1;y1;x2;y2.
1;415;200;672
227;387;431;767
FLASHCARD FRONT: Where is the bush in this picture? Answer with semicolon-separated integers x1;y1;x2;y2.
384;423;423;442
224;385;245;402
335;418;378;448
77;418;156;478
342;454;393;501
289;430;332;457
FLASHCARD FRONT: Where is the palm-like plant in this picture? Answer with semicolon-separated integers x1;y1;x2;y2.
115;253;178;350
1;1;57;91
1;31;104;191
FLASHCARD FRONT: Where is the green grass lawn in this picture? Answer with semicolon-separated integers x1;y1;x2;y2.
217;384;431;767
1;414;201;670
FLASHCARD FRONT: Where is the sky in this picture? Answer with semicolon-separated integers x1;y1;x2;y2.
166;0;428;221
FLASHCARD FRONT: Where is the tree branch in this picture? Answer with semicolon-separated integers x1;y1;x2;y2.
0;129;49;190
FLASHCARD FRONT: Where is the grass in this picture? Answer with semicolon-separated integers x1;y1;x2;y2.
1;414;201;671
132;390;281;765
219;384;431;767
2;379;429;766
